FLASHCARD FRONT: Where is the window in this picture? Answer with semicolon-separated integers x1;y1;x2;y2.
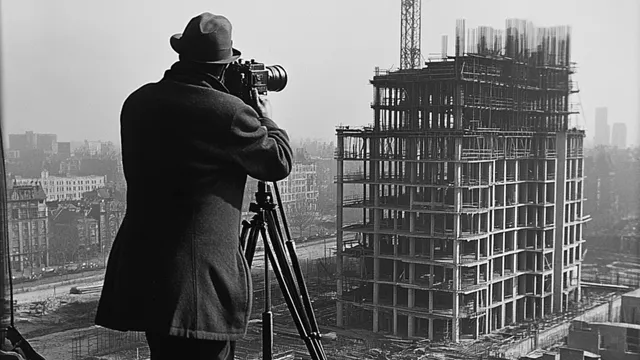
628;328;640;353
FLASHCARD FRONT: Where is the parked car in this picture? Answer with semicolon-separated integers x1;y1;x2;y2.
63;263;80;274
41;267;58;278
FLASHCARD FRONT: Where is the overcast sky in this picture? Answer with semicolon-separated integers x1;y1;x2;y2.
1;0;638;145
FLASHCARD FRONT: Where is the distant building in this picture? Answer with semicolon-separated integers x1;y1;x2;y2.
14;169;106;201
49;204;99;265
242;151;319;216
6;150;20;159
57;141;71;159
59;157;121;184
59;158;82;176
75;140;117;157
7;185;49;274
36;134;58;154
315;158;337;215
594;107;610;146
278;161;319;212
84;187;126;252
9;132;35;151
9;131;57;155
610;123;627;149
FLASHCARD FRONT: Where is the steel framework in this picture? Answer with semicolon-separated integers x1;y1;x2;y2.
400;0;422;70
335;19;588;343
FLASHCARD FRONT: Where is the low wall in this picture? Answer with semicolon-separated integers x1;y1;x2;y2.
501;295;622;359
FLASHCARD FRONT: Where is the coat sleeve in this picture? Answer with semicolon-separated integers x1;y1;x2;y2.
227;105;293;182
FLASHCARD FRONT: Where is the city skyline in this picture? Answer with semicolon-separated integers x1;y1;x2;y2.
1;0;638;145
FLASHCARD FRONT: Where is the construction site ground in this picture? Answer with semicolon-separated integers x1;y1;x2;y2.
13;234;632;360
16;280;624;359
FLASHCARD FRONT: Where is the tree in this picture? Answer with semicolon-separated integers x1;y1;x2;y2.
48;222;80;265
286;202;319;239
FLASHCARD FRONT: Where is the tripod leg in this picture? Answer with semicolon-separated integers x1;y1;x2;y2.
263;212;313;331
271;212;323;336
240;220;250;250
267;203;327;359
262;234;273;360
243;220;261;267
271;184;326;358
259;226;323;360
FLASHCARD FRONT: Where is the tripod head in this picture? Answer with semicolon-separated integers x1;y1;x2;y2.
249;181;276;213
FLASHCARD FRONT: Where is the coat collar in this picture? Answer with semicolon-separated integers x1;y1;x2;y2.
163;61;231;93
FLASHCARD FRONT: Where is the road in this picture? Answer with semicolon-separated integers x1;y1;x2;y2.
14;276;104;305
13;237;338;305
247;236;336;269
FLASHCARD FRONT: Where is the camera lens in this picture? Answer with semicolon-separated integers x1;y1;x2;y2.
266;65;288;92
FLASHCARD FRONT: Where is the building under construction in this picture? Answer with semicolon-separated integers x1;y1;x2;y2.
335;18;588;342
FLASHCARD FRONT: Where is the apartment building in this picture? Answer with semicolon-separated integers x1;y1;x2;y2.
14;169;106;202
7;185;49;273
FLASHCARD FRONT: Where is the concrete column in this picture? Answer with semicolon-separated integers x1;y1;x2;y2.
373;307;379;332
408;288;415;337
336;134;345;327
576;263;582;302
475;291;480;339
452;138;462;342
408;316;415;338
428;318;434;340
430;238;435;260
393;309;398;335
553;132;567;313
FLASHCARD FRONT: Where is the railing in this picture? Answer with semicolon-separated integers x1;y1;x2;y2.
582;271;640;288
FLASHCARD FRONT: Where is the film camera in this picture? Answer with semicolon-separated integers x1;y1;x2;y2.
224;59;288;105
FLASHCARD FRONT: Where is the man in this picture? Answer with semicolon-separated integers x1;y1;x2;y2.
95;13;293;360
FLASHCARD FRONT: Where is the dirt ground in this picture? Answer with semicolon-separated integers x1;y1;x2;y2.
13;291;101;359
9;238;338;359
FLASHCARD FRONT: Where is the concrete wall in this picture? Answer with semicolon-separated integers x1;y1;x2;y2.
503;296;622;359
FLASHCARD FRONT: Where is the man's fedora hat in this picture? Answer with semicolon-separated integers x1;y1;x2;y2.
170;13;241;64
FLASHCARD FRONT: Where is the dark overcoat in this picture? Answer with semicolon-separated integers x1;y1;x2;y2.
94;61;293;341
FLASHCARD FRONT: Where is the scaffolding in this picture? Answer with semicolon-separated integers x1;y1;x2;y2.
335;19;588;343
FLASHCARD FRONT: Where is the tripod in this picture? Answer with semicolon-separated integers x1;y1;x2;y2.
240;181;327;360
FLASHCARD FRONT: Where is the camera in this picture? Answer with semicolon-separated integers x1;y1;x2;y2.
224;59;288;105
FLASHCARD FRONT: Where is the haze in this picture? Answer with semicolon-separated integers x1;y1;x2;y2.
1;0;638;144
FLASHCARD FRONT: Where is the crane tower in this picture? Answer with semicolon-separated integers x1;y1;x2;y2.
400;0;422;69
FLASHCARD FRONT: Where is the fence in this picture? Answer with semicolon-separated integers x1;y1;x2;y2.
581;271;640;288
71;327;147;360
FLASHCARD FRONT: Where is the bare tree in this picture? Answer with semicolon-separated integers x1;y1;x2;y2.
286;201;318;239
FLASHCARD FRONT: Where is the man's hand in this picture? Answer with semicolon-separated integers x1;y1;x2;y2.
251;89;272;119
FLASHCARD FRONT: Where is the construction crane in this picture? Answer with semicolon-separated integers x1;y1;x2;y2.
400;0;422;70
